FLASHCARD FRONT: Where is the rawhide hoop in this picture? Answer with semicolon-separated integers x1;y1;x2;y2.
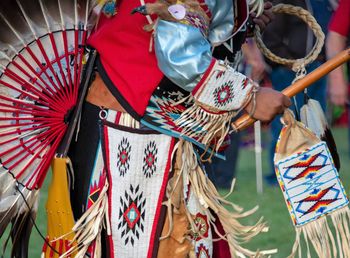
254;4;325;72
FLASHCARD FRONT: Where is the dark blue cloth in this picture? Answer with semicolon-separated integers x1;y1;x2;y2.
207;132;241;189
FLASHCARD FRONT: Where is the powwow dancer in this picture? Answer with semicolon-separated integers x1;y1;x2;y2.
0;0;292;257
66;0;292;257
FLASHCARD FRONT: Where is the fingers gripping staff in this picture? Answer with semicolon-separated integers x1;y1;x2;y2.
174;60;259;154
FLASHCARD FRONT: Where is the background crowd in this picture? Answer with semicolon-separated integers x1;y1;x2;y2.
209;0;350;188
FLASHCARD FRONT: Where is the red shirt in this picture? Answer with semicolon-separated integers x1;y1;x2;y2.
88;0;163;118
329;0;350;37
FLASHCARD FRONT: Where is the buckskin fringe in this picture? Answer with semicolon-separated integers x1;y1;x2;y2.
159;141;187;241
289;207;350;258
59;180;110;258
180;141;276;257
175;98;237;153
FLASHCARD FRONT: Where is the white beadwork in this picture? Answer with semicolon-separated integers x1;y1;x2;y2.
104;125;173;258
275;142;348;226
194;61;254;111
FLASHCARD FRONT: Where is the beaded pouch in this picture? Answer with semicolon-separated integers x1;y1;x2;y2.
274;110;350;257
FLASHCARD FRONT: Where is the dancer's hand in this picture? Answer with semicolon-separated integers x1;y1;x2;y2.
250;1;274;32
245;87;291;122
328;72;348;106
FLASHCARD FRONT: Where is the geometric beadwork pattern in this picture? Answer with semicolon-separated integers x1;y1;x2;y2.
183;11;210;36
241;78;250;90
143;141;158;178
87;143;107;209
194;60;254;111
85;143;107;257
275;142;349;226
183;168;213;257
196;243;210;258
190;213;209;241
213;81;234;108
102;122;175;258
141;83;225;160
117;137;131;177
118;184;146;246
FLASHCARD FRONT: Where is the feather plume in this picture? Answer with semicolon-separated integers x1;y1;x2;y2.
300;98;340;170
0;181;38;239
10;190;39;258
0;170;15;199
0;196;20;238
0;174;18;236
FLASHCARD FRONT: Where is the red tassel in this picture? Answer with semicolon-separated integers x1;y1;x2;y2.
49;240;56;258
42;237;49;253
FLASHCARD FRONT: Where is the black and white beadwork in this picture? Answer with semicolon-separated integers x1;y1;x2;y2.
102;123;175;258
117;137;131;177
143;141;158;178
118;184;146;246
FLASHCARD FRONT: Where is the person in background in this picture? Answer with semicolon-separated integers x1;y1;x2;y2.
326;0;350;153
326;0;349;106
263;0;334;185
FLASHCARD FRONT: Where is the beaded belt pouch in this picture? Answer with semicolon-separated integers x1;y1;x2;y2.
101;121;175;258
274;110;350;257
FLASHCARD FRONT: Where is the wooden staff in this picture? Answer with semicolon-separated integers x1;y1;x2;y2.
232;48;350;131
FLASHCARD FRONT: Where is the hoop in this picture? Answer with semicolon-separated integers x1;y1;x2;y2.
254;4;325;72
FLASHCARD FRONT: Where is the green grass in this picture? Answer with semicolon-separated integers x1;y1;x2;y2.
1;127;350;257
225;127;350;257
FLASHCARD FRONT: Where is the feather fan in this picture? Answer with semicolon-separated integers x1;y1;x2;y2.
0;0;95;190
0;0;97;256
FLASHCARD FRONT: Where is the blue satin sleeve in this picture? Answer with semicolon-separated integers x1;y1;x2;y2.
206;0;234;45
154;20;213;92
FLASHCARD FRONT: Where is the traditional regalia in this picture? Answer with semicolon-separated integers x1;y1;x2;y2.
66;0;268;257
5;0;350;258
0;0;262;254
0;0;281;256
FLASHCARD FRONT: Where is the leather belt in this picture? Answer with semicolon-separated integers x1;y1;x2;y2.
86;73;126;112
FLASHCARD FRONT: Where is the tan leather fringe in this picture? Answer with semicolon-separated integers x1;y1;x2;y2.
59;180;110;258
289;207;350;258
275;110;350;258
175;98;236;154
331;207;350;258
170;140;276;257
158;141;194;257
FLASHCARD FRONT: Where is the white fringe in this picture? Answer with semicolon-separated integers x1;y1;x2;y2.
175;98;236;155
289;207;350;258
177;141;275;257
59;180;110;258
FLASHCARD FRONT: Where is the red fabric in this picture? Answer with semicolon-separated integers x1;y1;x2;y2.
233;0;249;35
88;0;163;116
329;0;350;37
212;215;231;258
